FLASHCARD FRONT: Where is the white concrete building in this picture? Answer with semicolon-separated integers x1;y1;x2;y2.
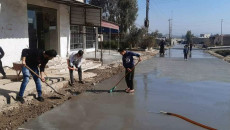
200;34;211;38
0;0;101;66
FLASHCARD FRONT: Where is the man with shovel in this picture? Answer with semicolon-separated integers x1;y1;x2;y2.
118;49;141;93
67;50;84;86
17;49;57;104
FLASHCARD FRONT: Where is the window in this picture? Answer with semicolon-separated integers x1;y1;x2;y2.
70;25;83;49
86;27;96;48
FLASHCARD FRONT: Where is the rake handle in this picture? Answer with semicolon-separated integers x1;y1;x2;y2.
114;61;140;87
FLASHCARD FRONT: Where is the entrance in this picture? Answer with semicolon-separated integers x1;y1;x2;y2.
27;5;58;51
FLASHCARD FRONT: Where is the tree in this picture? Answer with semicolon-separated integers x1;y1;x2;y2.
150;30;163;38
89;0;138;33
185;30;194;44
125;25;146;48
88;0;118;21
117;0;138;33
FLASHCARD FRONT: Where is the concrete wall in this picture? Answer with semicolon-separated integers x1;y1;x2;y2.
223;35;230;46
28;0;70;58
192;38;210;45
0;0;29;66
59;4;70;57
0;0;71;66
75;0;84;3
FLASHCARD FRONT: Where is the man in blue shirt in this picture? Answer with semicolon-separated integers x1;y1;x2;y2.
118;49;141;93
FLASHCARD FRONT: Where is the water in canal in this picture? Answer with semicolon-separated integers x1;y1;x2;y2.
20;45;230;130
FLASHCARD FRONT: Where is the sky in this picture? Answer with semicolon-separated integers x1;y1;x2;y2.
136;0;230;36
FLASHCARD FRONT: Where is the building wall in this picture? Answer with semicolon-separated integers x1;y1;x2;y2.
223;35;230;46
0;0;29;66
0;0;71;66
75;0;84;3
192;38;210;45
59;4;70;57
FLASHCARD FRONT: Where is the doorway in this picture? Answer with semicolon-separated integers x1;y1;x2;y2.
27;5;58;51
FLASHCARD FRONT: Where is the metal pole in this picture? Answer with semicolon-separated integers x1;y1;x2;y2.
118;30;120;49
221;19;223;45
145;0;149;34
95;27;96;59
100;11;103;66
109;28;111;55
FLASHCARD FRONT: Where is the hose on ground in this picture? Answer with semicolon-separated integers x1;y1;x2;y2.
160;111;217;130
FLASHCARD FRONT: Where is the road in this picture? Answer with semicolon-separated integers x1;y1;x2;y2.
20;45;230;130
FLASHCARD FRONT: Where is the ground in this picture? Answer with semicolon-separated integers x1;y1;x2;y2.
0;50;157;130
19;45;230;130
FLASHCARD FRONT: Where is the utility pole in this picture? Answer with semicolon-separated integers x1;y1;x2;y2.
221;19;223;45
144;0;149;34
168;19;172;45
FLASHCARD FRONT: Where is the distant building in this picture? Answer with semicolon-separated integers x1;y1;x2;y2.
210;34;230;46
200;34;211;38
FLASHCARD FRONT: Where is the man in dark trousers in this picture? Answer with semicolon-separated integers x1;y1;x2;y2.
118;49;141;93
190;43;193;52
67;50;84;86
0;46;6;79
159;40;165;55
17;49;57;104
183;45;188;60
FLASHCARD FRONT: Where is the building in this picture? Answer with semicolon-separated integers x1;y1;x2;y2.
200;34;211;38
0;0;101;66
210;34;230;46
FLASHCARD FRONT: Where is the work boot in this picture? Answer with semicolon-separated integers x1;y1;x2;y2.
79;81;85;84
2;75;7;79
37;97;44;102
16;95;25;104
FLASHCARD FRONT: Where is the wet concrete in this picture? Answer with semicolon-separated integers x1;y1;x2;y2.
20;45;230;130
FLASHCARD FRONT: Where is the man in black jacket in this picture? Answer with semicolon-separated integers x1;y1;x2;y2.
17;49;57;104
0;46;6;79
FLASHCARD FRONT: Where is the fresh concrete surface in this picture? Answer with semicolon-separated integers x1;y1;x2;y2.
20;45;230;130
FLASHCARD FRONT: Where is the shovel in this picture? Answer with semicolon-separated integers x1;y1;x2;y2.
24;65;65;96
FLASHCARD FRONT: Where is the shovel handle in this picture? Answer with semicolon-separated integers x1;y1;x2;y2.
24;65;65;96
24;65;42;80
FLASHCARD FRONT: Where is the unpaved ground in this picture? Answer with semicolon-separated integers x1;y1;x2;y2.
0;50;157;130
207;50;230;63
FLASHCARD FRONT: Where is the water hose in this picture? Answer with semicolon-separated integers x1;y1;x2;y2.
160;111;217;130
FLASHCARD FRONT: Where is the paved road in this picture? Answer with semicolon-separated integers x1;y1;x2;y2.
20;45;230;130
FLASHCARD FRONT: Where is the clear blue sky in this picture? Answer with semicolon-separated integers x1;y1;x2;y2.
136;0;230;36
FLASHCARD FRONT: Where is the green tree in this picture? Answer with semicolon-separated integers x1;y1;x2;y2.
89;0;138;33
150;30;163;38
88;0;118;21
185;30;194;44
117;0;138;33
125;25;146;48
